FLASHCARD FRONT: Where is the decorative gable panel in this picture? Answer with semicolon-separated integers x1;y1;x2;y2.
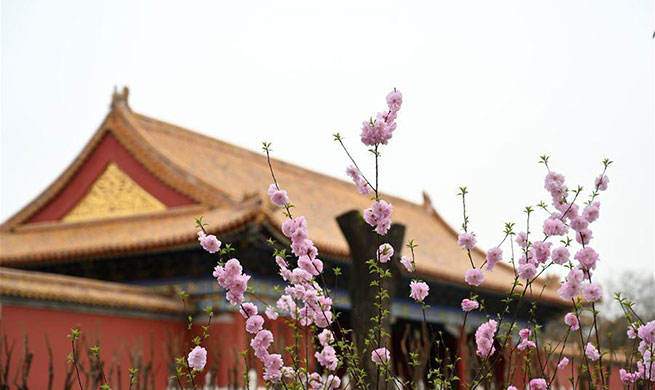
62;163;166;222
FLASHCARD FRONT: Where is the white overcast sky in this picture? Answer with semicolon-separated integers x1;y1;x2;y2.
1;1;653;288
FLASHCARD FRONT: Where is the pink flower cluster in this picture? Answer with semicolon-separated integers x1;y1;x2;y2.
581;283;601;302
557;268;584;301
529;378;547;390
400;255;414;272
475;319;497;357
197;231;221;253
363;200;393;235
460;298;479;312
346;165;371;195
360;90;402;146
465;268;484;286
564;312;579;330
249;329;283;382
314;329;338;371
484;247;502;271
585;342;600;361
409;281;429;302
268;184;289;207
516;328;536;351
213;258;250;306
277;216;333;329
371;347;391;366
377;243;394;263
621;320;655;383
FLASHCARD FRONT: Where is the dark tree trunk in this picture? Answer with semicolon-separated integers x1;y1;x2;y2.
337;210;405;388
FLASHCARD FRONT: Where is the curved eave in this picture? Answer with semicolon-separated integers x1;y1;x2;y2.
0;103;232;232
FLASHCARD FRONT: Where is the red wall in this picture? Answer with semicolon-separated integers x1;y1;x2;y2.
1;304;314;389
1;303;185;390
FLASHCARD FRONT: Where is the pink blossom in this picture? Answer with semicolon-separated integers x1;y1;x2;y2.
595;174;609;191
371;348;390;365
363;200;393;235
570;216;589;232
574;247;599;270
532;241;552;263
517;328;535;351
199;233;221;253
582;283;602;302
360;90;402;146
214;259;250;306
543;217;567;236
275;255;288;268
461;298;479;312
627;324;637;339
557;281;579;300
298;255;319;276
409;281;429;302
516;232;528;248
318;329;334;347
457;233;477;250
565;313;580;330
637;358;655;381
265;306;278;320
519;328;531;339
313;308;333;329
484;247;503;271
281;216;307;239
544;172;566;194
245;315;264;334
551;246;570;265
465;268;484;286
558;202;579;221
518;249;536;266
240;302;258;318
187;346;207;371
400;255;414;272
377;243;394;263
386;90;403;111
263;353;283;382
325;375;341;389
250;329;273;359
346;165;371;195
558;357;569;370
529;378;547;390
518;263;536;281
315;346;338;371
225;258;243;275
582;202;600;223
619;368;638;385
475;319;497;357
637;320;655;344
270;189;289;207
585;343;600;361
507;387;519;390
575;228;593;245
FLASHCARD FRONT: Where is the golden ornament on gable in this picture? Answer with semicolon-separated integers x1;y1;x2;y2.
62;162;166;222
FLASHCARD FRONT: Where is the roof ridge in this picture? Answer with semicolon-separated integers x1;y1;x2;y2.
134;112;442;214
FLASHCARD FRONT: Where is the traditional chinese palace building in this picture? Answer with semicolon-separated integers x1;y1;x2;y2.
0;88;575;389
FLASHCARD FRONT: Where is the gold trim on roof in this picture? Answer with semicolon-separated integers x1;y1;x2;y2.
62;162;166;222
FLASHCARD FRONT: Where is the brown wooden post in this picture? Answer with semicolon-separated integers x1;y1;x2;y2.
456;326;468;390
337;210;405;388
